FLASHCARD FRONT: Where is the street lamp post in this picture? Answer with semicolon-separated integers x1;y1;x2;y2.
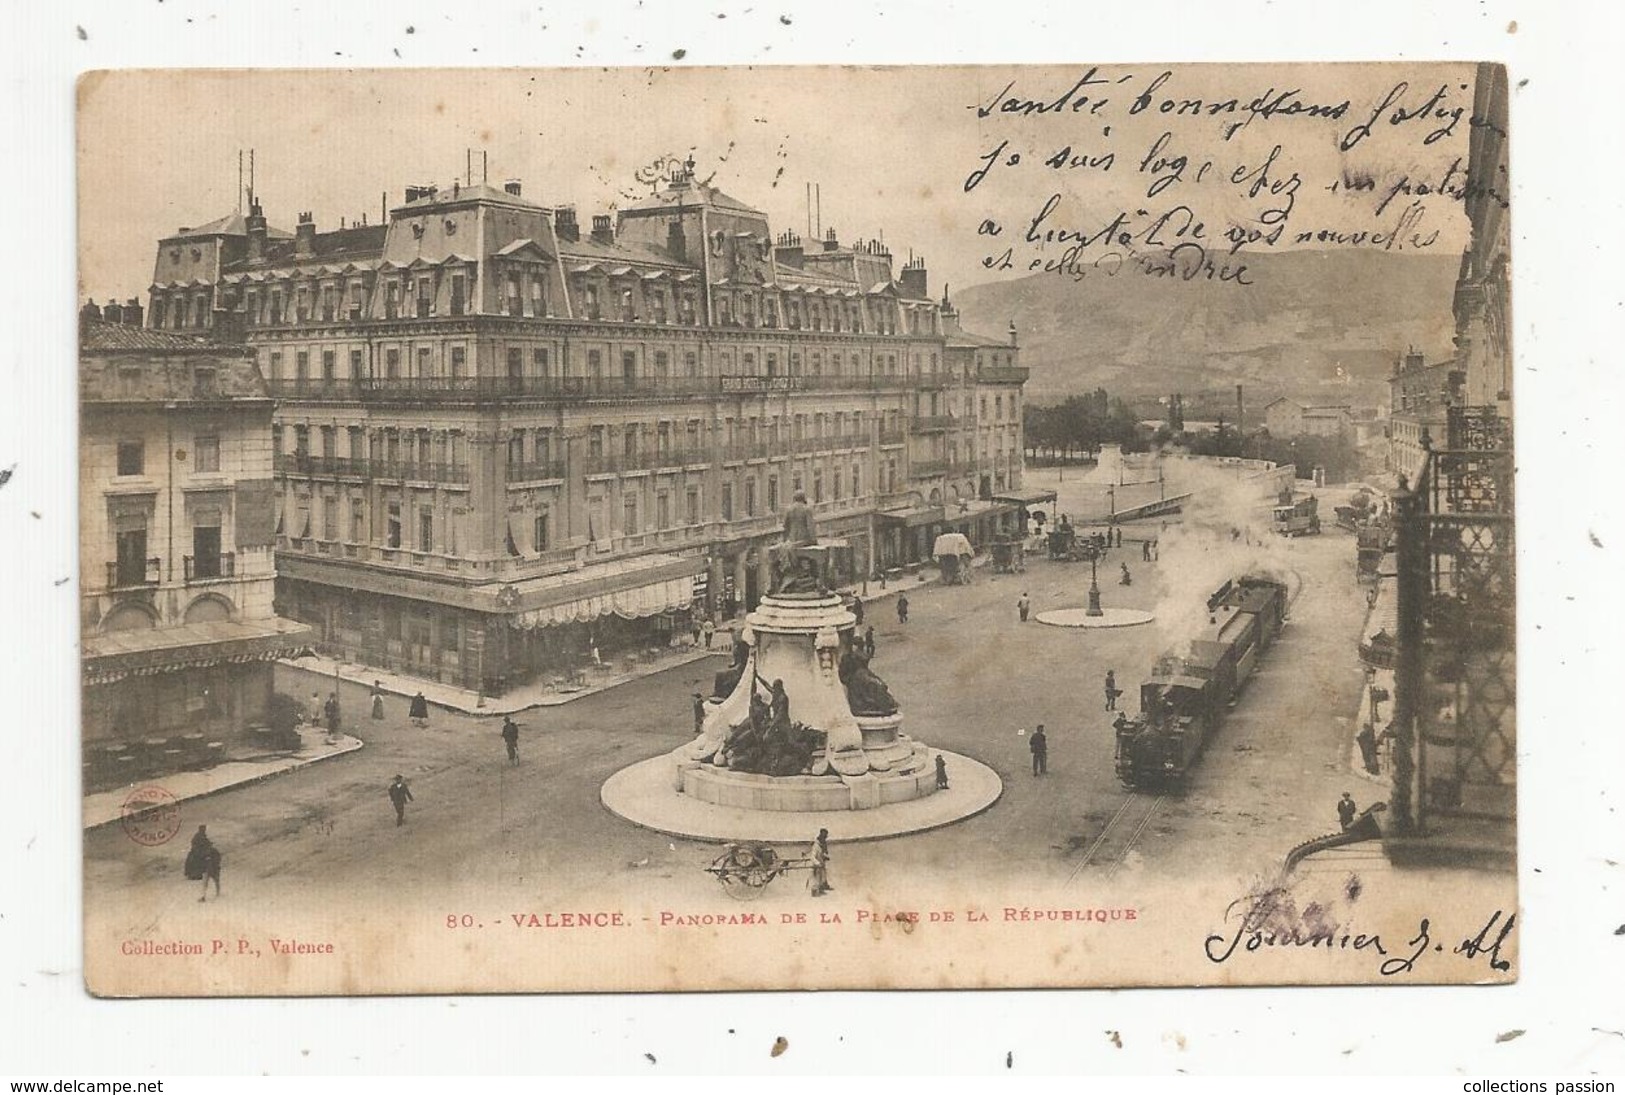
1086;546;1103;617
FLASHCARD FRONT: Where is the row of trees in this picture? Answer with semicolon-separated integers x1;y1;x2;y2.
1022;389;1149;462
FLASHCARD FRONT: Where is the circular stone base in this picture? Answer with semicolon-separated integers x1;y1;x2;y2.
1036;607;1155;629
601;749;1002;843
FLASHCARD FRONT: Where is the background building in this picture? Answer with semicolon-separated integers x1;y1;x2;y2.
1263;397;1353;440
79;310;311;790
141;161;1027;694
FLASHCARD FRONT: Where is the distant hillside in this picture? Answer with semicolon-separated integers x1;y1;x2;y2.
954;250;1459;413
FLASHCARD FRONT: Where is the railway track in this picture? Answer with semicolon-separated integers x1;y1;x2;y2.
1065;792;1167;884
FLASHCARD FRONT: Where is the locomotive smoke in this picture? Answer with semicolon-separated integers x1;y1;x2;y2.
1146;452;1298;652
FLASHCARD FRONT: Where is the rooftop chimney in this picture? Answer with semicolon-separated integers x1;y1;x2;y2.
899;255;928;299
591;214;614;245
774;230;804;267
79;299;102;330
245;198;267;263
503;179;523;197
555;206;579;243
670;156;696;188
103;299;124;324
1404;348;1425;372
294;211;316;258
1008;320;1019;348
823;226;838;252
123;297;144;327
667;220;686;262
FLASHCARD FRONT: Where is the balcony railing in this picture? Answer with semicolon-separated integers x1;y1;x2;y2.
877;426;907;445
107;557;160;590
507;460;568;482
910;415;957;433
274;452;470;484
183;552;236;582
910;459;951;477
269;373;927;404
977;365;1030;384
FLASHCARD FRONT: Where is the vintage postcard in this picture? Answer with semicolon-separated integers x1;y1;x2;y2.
78;63;1515;995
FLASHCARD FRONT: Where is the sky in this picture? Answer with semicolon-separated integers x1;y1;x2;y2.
77;63;1477;303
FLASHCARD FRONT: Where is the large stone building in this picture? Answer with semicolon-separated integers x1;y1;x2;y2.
1262;397;1353;440
1386;349;1461;478
140;161;1028;694
79;310;312;790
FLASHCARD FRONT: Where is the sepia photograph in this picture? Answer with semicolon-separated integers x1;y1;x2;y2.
71;61;1522;996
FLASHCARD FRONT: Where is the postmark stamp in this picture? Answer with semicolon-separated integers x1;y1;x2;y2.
119;785;180;847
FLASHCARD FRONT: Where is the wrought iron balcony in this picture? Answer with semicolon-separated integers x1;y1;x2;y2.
183;552;236;582
909;415;957;433
910;459;951;477
107;557;160;590
274;452;470;484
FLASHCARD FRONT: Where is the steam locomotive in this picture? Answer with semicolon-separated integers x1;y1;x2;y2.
1113;575;1290;789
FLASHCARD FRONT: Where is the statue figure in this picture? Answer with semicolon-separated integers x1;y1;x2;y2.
838;646;900;717
772;490;826;595
720;676;821;776
711;637;751;698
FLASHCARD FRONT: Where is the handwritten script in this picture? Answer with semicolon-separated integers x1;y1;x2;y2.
960;66;1507;290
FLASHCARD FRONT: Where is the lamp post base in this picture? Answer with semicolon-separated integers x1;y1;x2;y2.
1086;585;1103;617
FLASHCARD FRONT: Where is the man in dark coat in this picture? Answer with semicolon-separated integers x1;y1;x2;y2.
692;692;707;735
1029;725;1048;776
1105;669;1119;711
409;692;430;728
324;692;341;736
935;754;950;790
388;775;414;826
850;596;864;626
863;626;876;660
500;717;521;765
896;593;909;624
1337;792;1358;830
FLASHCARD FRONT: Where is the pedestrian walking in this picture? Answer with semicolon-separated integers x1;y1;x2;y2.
370;681;386;721
862;626;876;660
183;825;222;902
1116;527;1123;548
1142;539;1151;562
1105;669;1121;711
896;593;909;624
307;690;322;727
1017;592;1031;623
807;828;833;896
388;775;414;826
500;716;521;765
851;596;865;626
1029;724;1048;776
409;691;430;729
692;692;707;735
702;617;716;650
690;616;703;647
935;754;950;790
324;692;342;737
1337;792;1358;830
1119;562;1132;586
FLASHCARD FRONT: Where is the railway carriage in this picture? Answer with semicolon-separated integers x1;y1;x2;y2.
1113;575;1289;788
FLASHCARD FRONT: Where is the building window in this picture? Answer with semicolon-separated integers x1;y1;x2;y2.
852;464;861;498
720;482;733;521
116;440;144;477
418;507;434;553
654;350;669;378
508;431;525;469
685;486;700;525
533;512;550;552
385;349;400;379
533;347;549;374
685;351;698;377
416;347;430;377
386;503;402;549
322;349;336;382
623;494;639;535
745;477;757;516
322;496;338;541
506;347;523;383
584;285;600;321
531;276;546;317
656;491;671;529
622;350;638;382
191;512;223;578
193;434;219;474
348;427;364;461
587;349;602;377
768;475;780;512
450;273;466;316
295;351;309;382
588;426;605;459
350;498;364;542
533;428;551;465
651;293;667;324
813;470;824;504
450;346;466;378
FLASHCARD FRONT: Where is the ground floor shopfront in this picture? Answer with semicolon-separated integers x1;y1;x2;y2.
81;619;314;793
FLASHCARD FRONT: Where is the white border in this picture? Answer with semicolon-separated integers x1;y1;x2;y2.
4;0;1622;1076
